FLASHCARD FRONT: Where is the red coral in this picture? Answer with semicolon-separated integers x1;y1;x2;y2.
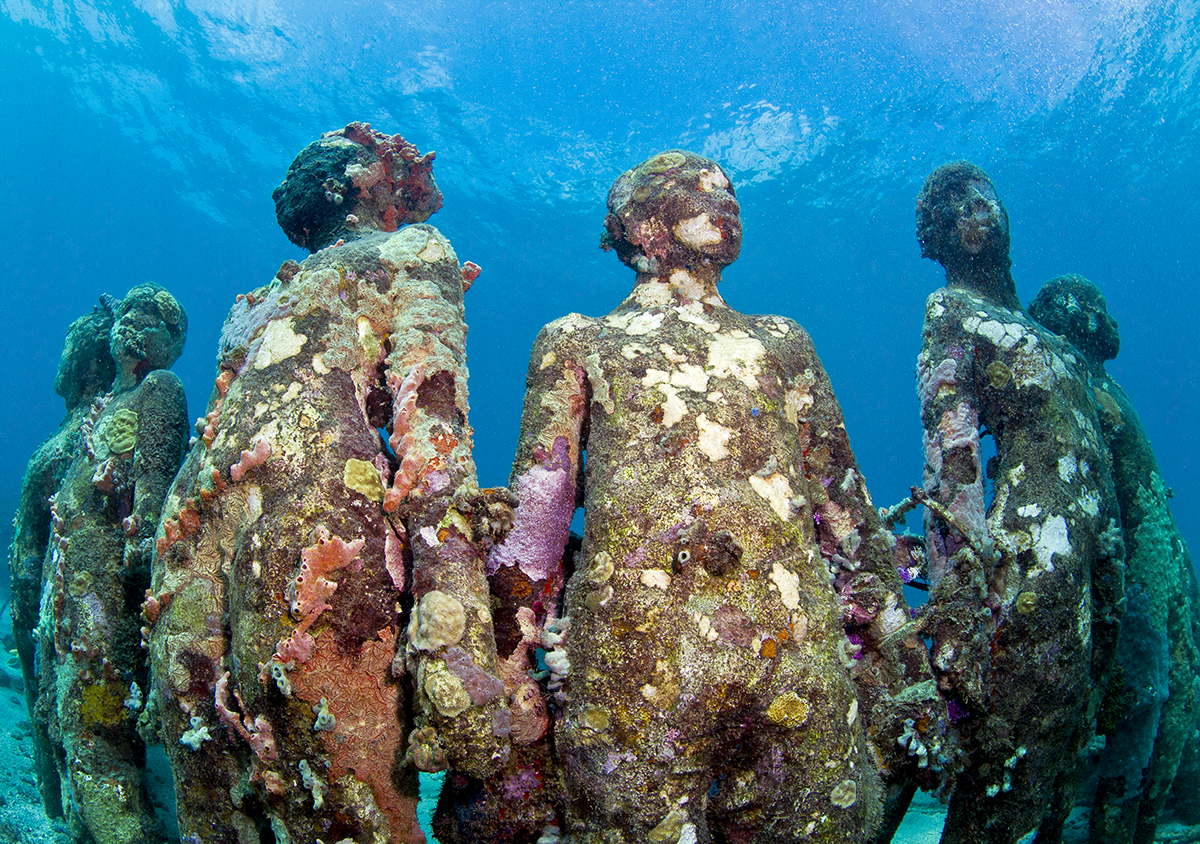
383;363;427;513
140;589;174;624
461;261;482;291
157;498;201;557
286;526;365;635
214;671;278;762
230;438;272;482
289;627;418;836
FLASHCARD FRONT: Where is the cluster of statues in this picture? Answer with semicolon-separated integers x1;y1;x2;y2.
8;124;1199;844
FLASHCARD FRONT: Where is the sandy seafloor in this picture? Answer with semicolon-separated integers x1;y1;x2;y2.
2;605;1197;843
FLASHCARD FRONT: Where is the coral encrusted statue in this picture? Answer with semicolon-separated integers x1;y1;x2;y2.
147;123;504;844
35;283;189;844
481;150;941;843
9;302;116;822
1030;274;1199;843
916;162;1124;843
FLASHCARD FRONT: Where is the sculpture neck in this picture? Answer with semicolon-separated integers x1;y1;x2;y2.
945;259;1021;311
631;266;725;307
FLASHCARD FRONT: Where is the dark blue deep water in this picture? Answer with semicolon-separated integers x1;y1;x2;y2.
0;0;1198;839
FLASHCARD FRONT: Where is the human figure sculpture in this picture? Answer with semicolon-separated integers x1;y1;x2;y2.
31;283;189;844
1029;275;1199;844
479;149;941;844
146;123;507;844
9;302;116;819
915;163;1125;843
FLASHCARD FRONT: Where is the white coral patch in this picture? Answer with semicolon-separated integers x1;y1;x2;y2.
1017;504;1041;518
1008;463;1026;486
605;310;665;335
417;237;446;263
255;319;307;369
698;167;729;191
691;611;719;642
643;370;688;427
673;213;724;249
1078;487;1101;517
873;593;909;636
1029;515;1070;577
1058;453;1078;482
963;316;1025;350
750;473;795;521
631;281;674;307
584;354;615;414
768;562;801;611
667;269;711;300
676;301;721;332
659;343;687;363
641;569;672;591
671;363;709;392
785;385;814;427
696;414;732;461
707;333;764;389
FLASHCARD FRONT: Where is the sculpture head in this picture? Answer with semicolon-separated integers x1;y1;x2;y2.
602;150;741;276
55;301;116;410
110;283;187;390
1028;274;1119;365
273;122;443;253
917;161;1011;271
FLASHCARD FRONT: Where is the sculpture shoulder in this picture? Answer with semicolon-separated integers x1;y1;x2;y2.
922;286;984;324
135;370;186;401
127;371;188;427
747;313;811;344
532;312;603;351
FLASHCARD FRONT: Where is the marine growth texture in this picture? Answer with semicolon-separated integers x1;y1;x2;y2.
148;127;504;844
917;163;1124;844
1030;275;1200;843
474;151;943;844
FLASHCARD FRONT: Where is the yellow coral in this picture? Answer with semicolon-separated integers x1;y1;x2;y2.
641;151;686;174
343;458;384;501
80;681;127;729
1015;591;1039;615
106;408;139;454
987;360;1013;389
766;691;810;728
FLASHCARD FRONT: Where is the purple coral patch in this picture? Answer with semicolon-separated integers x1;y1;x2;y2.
443;647;504;706
486;436;574;583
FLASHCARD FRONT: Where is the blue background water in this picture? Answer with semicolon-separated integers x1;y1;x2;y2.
1;0;1198;596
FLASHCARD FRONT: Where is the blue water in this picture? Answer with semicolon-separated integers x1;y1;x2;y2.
2;1;1196;561
0;0;1197;836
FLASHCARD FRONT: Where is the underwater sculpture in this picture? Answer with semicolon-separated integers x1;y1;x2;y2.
9;303;117;821
27;284;190;844
1029;275;1200;843
466;149;942;844
915;162;1125;843
146;122;507;844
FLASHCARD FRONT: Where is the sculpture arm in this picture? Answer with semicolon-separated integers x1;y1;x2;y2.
491;322;588;630
792;325;946;783
916;289;994;715
127;371;189;568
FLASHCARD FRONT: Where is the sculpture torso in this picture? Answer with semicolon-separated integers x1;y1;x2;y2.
517;284;883;841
